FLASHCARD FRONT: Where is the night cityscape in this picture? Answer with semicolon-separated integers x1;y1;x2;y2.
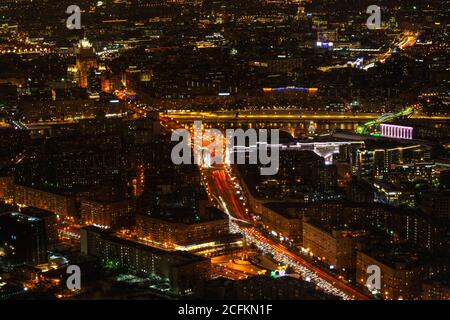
0;0;449;309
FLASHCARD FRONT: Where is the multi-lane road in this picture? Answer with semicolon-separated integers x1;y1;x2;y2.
162;112;371;300
200;163;369;300
164;110;450;122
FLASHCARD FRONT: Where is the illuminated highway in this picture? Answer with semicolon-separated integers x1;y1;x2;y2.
206;168;248;221
164;110;450;122
161;114;370;300
242;227;368;300
4;101;447;134
200;164;369;300
165;110;381;121
319;33;418;72
377;34;417;64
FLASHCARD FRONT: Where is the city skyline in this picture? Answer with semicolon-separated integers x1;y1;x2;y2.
0;0;449;309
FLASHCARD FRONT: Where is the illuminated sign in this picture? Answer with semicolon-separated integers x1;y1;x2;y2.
380;124;413;140
263;87;318;93
270;266;287;278
270;269;286;278
316;41;333;48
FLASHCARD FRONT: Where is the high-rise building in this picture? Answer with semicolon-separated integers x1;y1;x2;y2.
136;206;230;249
87;69;102;93
20;207;58;247
81;197;133;230
75;38;97;88
80;226;210;295
303;217;367;270
204;275;338;300
420;190;450;219
14;184;77;220
356;246;442;300
0;211;48;266
422;280;450;300
0;175;14;204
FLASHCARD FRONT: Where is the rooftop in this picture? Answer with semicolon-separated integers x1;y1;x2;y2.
140;206;227;224
361;244;434;270
82;226;208;266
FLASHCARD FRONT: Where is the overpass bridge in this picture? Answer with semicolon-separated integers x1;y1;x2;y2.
163;110;449;123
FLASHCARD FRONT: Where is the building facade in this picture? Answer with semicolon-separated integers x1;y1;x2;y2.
80;226;211;295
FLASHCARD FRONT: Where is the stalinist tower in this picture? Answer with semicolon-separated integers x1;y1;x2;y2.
75;38;97;88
